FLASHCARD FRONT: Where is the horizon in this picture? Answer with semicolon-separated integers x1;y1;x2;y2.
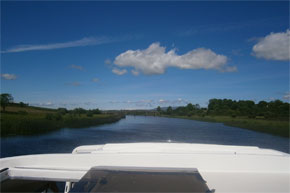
1;1;289;110
5;97;290;111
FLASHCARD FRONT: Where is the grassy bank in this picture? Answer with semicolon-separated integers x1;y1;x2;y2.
161;115;289;138
1;106;125;137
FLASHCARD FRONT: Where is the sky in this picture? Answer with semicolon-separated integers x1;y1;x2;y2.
1;1;289;110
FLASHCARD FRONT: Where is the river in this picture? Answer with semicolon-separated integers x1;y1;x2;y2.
1;115;289;157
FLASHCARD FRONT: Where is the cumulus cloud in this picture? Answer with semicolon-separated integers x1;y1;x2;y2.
1;37;114;53
69;64;84;71
252;30;290;61
113;42;236;75
1;73;17;80
112;68;127;75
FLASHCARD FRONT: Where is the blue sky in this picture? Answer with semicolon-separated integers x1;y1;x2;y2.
1;1;289;110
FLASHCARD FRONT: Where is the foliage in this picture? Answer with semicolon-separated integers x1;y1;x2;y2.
207;98;289;120
157;106;161;113
166;106;173;115
0;93;14;111
57;108;68;115
153;99;289;121
19;102;28;107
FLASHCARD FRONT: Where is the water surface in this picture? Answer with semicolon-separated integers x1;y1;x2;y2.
1;115;289;157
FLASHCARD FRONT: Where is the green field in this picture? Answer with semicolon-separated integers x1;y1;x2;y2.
162;115;289;138
1;106;124;137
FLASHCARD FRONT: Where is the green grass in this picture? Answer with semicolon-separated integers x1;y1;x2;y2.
162;115;289;138
4;105;56;114
1;107;125;137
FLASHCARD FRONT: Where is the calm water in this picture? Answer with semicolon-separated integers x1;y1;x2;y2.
1;115;289;158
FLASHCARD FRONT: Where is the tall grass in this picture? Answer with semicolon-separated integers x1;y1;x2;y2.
1;113;125;137
164;115;289;138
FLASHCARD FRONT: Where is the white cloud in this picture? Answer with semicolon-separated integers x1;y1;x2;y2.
107;98;191;108
158;98;189;106
44;102;53;106
69;64;84;71
159;99;169;104
112;68;127;75
1;73;17;80
252;30;290;61
32;101;54;107
283;92;290;100
172;98;189;105
113;42;236;75
1;37;113;53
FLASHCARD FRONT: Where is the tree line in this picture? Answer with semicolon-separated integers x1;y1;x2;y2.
157;98;289;120
2;93;289;120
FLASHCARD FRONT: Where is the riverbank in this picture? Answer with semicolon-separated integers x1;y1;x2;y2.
161;115;289;138
1;106;125;137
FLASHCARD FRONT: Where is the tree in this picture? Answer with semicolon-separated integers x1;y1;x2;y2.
157;106;161;113
92;108;101;114
186;103;194;111
72;108;86;116
57;108;68;115
19;102;26;107
0;93;13;111
166;106;173;115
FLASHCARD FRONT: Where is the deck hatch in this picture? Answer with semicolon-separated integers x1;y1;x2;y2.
70;166;213;192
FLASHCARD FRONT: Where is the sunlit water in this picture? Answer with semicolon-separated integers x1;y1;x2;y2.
1;115;289;157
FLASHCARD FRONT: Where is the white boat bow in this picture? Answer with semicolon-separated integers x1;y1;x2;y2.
1;143;289;193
